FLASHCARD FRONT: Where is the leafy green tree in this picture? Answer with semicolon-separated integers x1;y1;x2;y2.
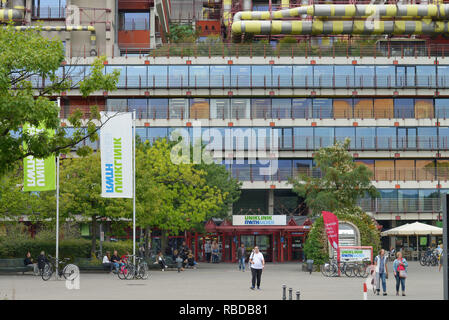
291;139;378;216
194;162;241;221
58;153;130;254
168;23;199;43
304;207;381;266
135;139;224;254
0;163;54;221
0;24;120;176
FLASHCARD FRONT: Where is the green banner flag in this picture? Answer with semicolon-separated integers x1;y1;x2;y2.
23;124;56;192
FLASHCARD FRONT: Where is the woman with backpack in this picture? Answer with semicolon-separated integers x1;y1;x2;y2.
393;251;409;296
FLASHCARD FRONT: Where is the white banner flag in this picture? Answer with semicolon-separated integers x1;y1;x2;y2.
100;112;133;198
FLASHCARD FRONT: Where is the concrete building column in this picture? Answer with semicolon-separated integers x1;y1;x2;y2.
390;220;397;250
268;189;274;215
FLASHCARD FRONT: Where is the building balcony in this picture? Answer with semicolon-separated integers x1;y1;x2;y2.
118;0;153;10
118;30;151;50
147;42;449;59
359;198;442;214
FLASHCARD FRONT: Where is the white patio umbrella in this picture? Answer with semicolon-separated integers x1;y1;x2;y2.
381;222;442;236
381;222;442;258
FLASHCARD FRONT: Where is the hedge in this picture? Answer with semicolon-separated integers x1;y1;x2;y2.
304;207;381;266
0;238;133;261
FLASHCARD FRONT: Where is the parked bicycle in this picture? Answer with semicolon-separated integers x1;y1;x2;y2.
117;255;149;280
321;258;371;278
41;255;79;281
419;249;439;267
320;259;351;277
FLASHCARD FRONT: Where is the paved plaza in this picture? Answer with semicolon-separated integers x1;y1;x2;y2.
0;261;443;300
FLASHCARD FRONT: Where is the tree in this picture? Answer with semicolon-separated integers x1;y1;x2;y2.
0;24;120;176
303;207;381;265
194;161;241;222
291;139;378;216
58;153;130;254
135;139;225;254
167;23;199;43
0;162;54;221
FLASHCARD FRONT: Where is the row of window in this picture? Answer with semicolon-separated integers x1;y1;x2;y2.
128;126;449;151
222;158;449;182
32;64;449;89
55;64;449;89
66;125;449;151
104;97;447;119
359;189;447;213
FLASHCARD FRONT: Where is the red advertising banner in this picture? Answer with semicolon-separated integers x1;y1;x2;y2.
322;211;339;250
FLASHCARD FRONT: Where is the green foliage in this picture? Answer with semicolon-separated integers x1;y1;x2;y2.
194;161;241;221
168;23;199;43
135;139;224;235
0;25;119;176
0;237;133;260
58;153;130;223
304;208;381;265
291;139;379;216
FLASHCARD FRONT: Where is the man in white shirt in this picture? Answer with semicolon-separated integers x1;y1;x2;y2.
249;246;265;290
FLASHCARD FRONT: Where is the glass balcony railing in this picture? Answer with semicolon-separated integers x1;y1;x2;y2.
359;198;441;213
42;63;449;91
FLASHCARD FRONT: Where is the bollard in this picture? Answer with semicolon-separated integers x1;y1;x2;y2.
363;283;368;300
282;284;286;300
296;290;300;300
289;287;293;300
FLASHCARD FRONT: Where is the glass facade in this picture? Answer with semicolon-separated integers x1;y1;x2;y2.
60;60;449;219
102;98;448;120
42;64;449;90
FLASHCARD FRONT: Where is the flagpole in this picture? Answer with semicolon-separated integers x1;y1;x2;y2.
56;97;61;279
133;110;136;265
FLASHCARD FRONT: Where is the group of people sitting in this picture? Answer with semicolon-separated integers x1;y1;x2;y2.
156;242;198;272
23;251;49;275
102;250;130;273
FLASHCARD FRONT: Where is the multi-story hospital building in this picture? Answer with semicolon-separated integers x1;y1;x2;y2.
3;0;448;261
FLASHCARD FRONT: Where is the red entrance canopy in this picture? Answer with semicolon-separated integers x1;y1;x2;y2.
215;225;308;232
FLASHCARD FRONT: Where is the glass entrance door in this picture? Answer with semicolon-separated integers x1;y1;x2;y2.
240;234;273;262
256;235;272;262
291;236;304;261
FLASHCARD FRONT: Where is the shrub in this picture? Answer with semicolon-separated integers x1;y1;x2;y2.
304;208;381;266
0;238;133;261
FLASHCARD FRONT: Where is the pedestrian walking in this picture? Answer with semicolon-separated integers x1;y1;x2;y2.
374;249;389;296
205;240;212;263
211;240;220;263
237;243;246;272
249;246;265;290
437;243;444;272
393;251;408;296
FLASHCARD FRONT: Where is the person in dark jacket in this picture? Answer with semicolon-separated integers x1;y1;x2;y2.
37;251;48;274
237;244;246;272
24;251;38;275
111;250;123;273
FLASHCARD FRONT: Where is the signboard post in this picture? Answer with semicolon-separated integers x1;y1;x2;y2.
339;246;373;262
100;111;135;263
322;211;340;274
